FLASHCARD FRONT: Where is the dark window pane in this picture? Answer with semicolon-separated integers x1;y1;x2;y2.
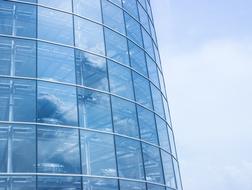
76;50;108;91
38;7;73;45
80;130;117;176
37;126;81;174
151;84;165;118
0;176;36;190
38;0;72;12
108;61;134;100
116;136;144;179
112;96;139;138
161;151;176;188
37;82;78;126
38;42;76;83
156;116;171;152
122;0;138;20
105;28;129;65
0;37;36;78
0;78;36;122
83;177;118;190
78;89;113;132
120;180;146;190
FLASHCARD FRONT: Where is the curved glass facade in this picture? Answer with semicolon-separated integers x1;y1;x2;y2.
0;0;182;190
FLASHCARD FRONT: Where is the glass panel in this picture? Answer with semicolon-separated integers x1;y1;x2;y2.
108;61;134;99
156;116;171;152
168;127;177;157
125;13;142;47
38;42;75;83
37;81;78;126
0;37;36;78
142;143;164;184
147;184;166;190
158;70;166;97
109;0;122;7
137;106;158;145
129;42;147;76
102;0;125;34
75;17;105;55
115;136;144;179
120;180;146;190
0;1;36;37
146;55;160;88
155;45;162;68
122;0;138;20
73;0;102;22
112;96;139;138
138;0;147;10
37;126;81;174
163;97;172;126
38;7;73;45
0;78;36;122
0;176;36;190
83;177;118;190
78;89;113;132
0;124;35;173
105;28;129;65
142;28;155;59
80;130;117;176
161;151;176;188
173;159;183;190
38;0;72;12
133;72;152;109
138;2;150;33
151;84;165;118
75;50;108;91
37;176;81;190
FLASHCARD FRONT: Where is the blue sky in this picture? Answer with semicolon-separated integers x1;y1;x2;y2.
152;0;252;189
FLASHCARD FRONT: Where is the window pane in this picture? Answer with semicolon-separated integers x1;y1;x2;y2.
81;130;117;176
122;0;138;20
0;176;36;190
38;176;81;190
168;127;177;157
163;97;172;126
129;42;147;76
161;151;176;188
108;61;134;100
75;17;105;55
76;50;108;91
146;55;160;88
0;78;36;122
137;106;158;145
83;177;118;190
142;143;164;184
142;28;154;59
0;2;36;37
147;184;166;190
109;0;122;7
37;126;81;174
105;28;129;65
133;72;152;109
151;84;165;118
38;42;76;83
0;37;36;78
158;70;166;97
120;180;146;190
78;88;113;132
138;3;150;33
102;0;125;34
37;82;78;126
38;0;72;12
38;7;73;45
73;0;102;22
125;13;142;47
156;116;171;152
116;136;144;179
112;96;139;138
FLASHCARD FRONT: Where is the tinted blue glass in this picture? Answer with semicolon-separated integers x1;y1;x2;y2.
161;151;176;188
38;176;81;190
76;50;108;91
83;177;118;190
0;1;36;37
108;60;134;99
80;130;117;176
112;96;139;138
75;17;105;55
147;184;166;190
120;180;146;190
116;136;144;179
78;88;113;132
158;69;166;97
0;176;36;190
156;116;171;152
0;78;36;122
37;126;81;174
142;143;164;183
74;0;102;22
105;28;129;65
138;3;150;33
102;0;125;34
137;106;158;145
151;84;165;118
37;82;78;126
142;28;155;59
155;45;162;68
150;21;157;45
38;0;72;12
129;42;147;76
0;37;36;78
122;0;139;20
38;42;76;83
109;0;122;7
133;72;152;109
163;97;172;125
146;55;160;87
38;7;73;45
168;127;177;157
138;0;147;9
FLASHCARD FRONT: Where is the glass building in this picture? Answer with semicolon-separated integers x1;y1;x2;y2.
0;0;183;189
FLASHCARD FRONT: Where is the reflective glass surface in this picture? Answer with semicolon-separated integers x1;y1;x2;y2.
38;0;72;12
120;180;146;190
122;0;139;20
0;176;36;190
83;177;118;190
